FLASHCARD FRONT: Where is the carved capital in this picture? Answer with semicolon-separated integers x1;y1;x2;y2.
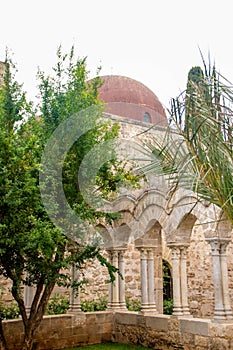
206;238;221;255
171;247;181;260
140;248;147;259
147;248;154;260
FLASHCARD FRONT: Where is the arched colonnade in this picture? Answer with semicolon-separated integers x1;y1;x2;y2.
25;188;233;321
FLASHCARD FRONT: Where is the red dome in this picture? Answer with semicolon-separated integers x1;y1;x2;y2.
98;75;167;126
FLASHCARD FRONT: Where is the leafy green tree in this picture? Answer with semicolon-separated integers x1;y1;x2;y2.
0;48;138;350
144;59;233;226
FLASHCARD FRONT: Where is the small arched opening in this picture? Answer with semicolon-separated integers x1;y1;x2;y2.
163;259;173;314
143;112;151;123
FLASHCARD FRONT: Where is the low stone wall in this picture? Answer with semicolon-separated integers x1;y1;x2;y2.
2;311;233;350
1;312;113;350
114;312;233;350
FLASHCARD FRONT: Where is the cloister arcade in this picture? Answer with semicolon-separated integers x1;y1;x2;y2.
24;185;233;322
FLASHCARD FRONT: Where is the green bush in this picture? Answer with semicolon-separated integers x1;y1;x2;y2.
125;297;141;312
81;295;108;312
163;298;173;315
0;302;20;319
46;294;70;315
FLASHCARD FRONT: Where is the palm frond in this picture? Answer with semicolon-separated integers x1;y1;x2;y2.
141;59;233;225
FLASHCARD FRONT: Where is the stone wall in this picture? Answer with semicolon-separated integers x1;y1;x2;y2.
114;312;233;350
2;311;233;350
186;222;214;318
1;312;113;350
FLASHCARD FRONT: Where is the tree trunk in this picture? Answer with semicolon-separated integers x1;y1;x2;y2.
21;328;35;350
20;280;57;350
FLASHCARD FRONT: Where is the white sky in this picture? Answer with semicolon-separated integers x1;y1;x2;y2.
1;0;233;111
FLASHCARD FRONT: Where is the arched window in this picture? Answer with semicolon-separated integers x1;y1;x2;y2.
143;112;151;123
163;259;173;314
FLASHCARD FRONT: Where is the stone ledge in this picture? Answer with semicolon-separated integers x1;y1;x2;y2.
145;315;169;332
180;317;211;336
114;312;138;325
3;312;233;350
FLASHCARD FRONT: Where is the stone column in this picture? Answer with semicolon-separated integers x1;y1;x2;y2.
109;250;121;309
147;248;157;312
118;250;127;309
170;246;182;316
207;238;225;320
220;239;232;319
180;246;191;316
69;265;81;313
140;248;149;311
24;285;34;317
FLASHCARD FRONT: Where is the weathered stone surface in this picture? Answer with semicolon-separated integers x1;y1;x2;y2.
114;312;138;325
2;312;233;350
146;315;169;331
180;318;210;336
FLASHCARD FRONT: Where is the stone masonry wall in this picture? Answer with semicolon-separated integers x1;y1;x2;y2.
2;312;233;350
114;312;233;350
1;312;113;350
186;222;214;318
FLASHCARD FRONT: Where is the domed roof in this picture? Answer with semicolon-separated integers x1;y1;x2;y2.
98;75;167;126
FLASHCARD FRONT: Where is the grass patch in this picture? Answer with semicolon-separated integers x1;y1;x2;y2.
64;343;151;350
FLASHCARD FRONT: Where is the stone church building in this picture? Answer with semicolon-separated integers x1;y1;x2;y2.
2;66;233;348
66;74;233;322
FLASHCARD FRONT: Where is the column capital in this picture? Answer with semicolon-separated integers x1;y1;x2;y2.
167;242;189;251
107;247;127;252
118;250;126;260
140;247;148;259
170;246;181;259
206;238;231;255
147;248;154;259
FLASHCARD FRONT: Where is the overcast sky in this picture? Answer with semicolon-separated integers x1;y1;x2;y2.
1;0;233;111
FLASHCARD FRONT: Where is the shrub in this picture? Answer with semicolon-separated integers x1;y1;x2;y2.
46;294;70;315
125;297;141;312
0;302;20;319
163;298;173;315
81;295;108;312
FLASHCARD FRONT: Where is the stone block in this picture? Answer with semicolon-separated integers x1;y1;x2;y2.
168;317;180;332
209;323;233;338
195;335;209;347
85;314;97;325
101;332;112;343
180;318;210;336
181;332;195;345
70;334;89;345
114;312;138;325
71;312;86;327
103;322;113;333
146;315;169;332
86;324;102;335
49;315;72;330
95;312;108;323
210;337;231;350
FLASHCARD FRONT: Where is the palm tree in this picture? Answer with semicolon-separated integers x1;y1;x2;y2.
141;59;233;225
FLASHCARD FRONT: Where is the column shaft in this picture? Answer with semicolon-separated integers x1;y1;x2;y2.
220;242;232;319
24;285;34;317
69;265;81;313
119;250;126;309
140;248;149;310
207;239;225;320
147;249;157;312
110;250;120;309
180;247;191;316
171;247;182;316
